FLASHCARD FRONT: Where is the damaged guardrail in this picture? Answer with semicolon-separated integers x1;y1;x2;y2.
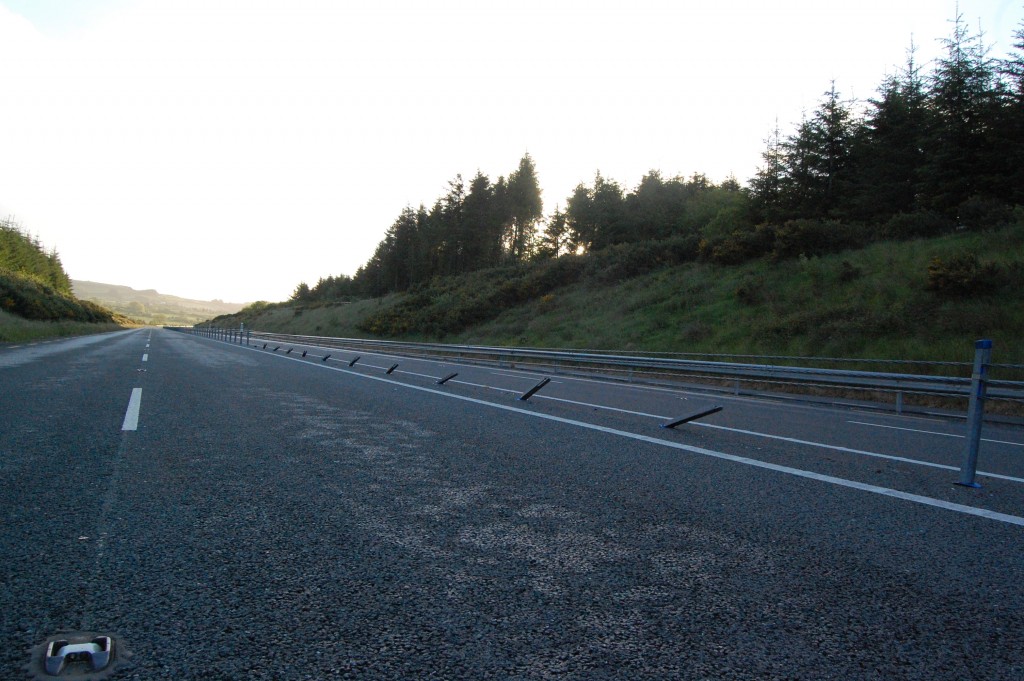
174;327;1023;416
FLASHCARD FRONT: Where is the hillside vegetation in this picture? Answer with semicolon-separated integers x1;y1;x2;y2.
210;14;1024;367
0;217;124;341
208;220;1024;366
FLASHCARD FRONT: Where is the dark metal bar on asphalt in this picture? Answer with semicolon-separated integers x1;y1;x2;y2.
519;377;551;401
387;364;399;375
349;356;361;367
437;372;458;385
662;406;724;429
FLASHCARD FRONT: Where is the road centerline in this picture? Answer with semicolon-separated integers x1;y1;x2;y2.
121;388;142;431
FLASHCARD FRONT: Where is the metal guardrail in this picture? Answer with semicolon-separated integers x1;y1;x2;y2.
182;327;1024;411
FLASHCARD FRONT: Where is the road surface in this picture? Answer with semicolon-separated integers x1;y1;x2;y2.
2;329;1022;679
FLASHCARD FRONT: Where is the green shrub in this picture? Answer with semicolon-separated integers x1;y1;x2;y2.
926;255;1000;296
769;219;867;260
837;260;863;283
957;196;1015;230
735;277;763;305
700;228;771;265
883;211;954;239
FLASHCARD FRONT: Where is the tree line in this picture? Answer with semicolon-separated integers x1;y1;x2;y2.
294;12;1024;303
0;217;72;293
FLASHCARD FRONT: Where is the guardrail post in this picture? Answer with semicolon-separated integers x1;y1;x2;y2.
956;339;992;488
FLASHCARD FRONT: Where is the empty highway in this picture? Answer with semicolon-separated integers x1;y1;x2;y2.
2;329;1022;679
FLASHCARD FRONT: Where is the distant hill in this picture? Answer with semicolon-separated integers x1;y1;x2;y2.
72;280;247;326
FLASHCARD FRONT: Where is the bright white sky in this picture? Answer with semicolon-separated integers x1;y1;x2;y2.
1;0;1022;303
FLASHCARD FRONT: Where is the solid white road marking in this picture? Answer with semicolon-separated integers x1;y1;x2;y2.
247;346;1024;526
309;353;1024;485
849;420;1024;447
121;388;142;431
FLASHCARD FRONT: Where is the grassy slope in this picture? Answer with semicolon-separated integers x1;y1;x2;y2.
0;309;128;342
215;224;1024;365
0;271;131;342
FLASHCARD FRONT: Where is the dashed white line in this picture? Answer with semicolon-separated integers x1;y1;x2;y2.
142;354;148;362
121;388;142;431
849;420;1024;447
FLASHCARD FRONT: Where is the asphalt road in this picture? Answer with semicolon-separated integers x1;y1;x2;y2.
2;329;1022;680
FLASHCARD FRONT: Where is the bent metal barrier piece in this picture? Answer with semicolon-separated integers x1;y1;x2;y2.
437;372;458;385
302;350;307;357
226;332;1024;409
322;354;331;362
387;363;399;375
662;406;724;429
519;377;552;401
349;356;361;367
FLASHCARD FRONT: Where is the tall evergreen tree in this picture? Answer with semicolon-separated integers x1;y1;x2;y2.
993;20;1024;205
504;153;543;260
924;12;999;215
461;171;499;271
748;120;786;223
849;44;930;219
535;206;570;259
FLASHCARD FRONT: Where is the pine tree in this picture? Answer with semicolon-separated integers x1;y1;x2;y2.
504;154;543;260
923;12;999;216
849;43;929;219
748;120;786;223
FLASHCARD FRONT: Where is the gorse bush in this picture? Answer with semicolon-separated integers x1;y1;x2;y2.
925;255;1001;296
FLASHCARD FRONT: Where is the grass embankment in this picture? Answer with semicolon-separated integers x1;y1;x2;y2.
212;223;1024;367
0;271;131;342
0;309;128;342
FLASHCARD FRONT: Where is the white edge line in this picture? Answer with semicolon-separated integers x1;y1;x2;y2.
437;381;1024;485
247;348;1024;485
121;388;142;431
243;345;1024;527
